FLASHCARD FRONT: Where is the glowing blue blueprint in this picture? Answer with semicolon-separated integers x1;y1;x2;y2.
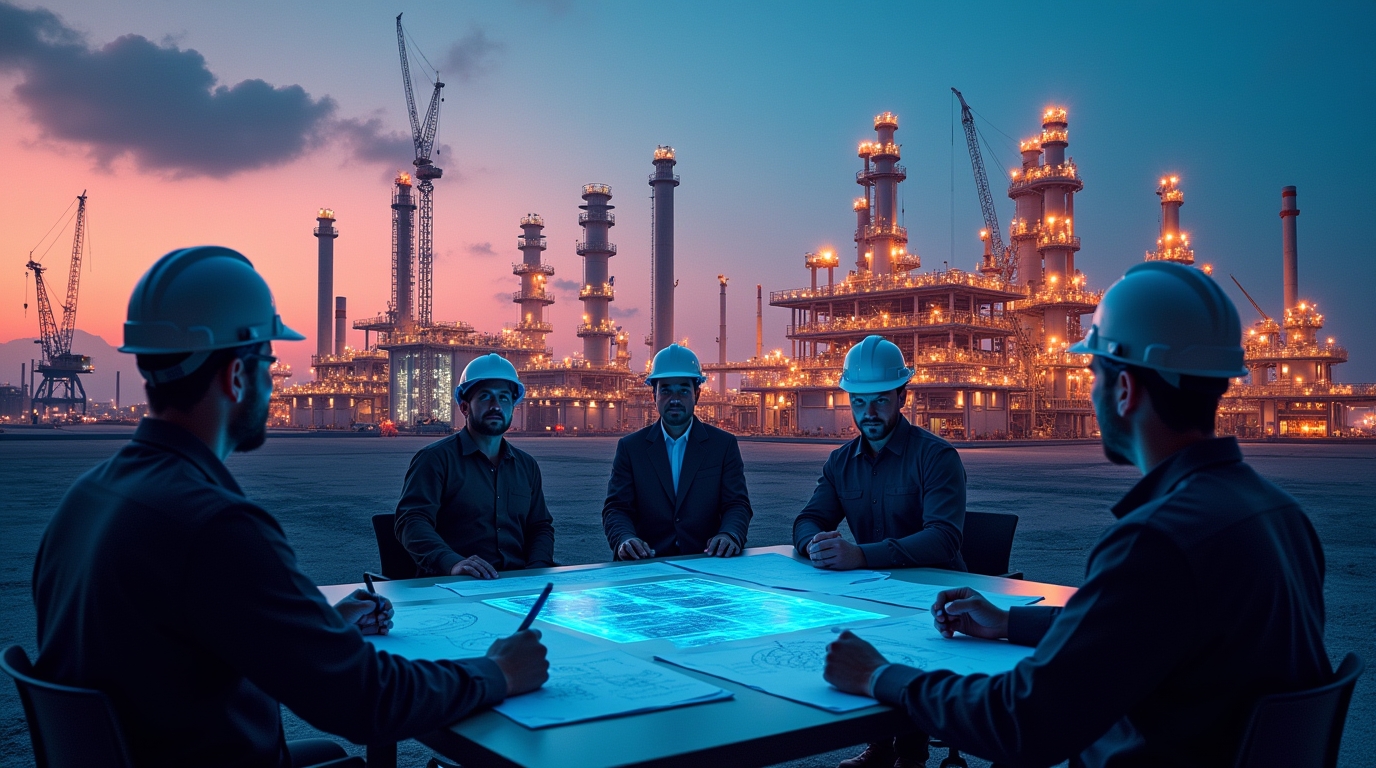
485;578;887;648
366;601;600;661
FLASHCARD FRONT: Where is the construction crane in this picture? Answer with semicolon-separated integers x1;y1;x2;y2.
396;12;444;327
26;191;93;419
1230;274;1274;323
952;88;1013;283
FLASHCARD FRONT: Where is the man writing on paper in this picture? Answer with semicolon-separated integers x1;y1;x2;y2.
603;344;753;560
824;262;1330;767
32;248;549;768
395;354;556;579
794;334;968;768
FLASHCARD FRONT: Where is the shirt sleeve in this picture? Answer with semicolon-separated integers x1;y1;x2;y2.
524;460;556;568
394;446;466;577
716;438;753;547
858;442;965;569
871;523;1194;766
601;439;640;555
794;458;845;556
185;503;508;745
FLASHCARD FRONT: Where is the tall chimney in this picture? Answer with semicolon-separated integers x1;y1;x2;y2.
115;370;120;410
314;208;337;358
577;184;617;365
392;172;416;328
1281;186;1300;311
717;275;728;392
755;284;763;359
334;297;347;357
650;146;679;350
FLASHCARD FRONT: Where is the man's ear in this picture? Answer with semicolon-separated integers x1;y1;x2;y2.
1117;369;1138;419
220;357;247;404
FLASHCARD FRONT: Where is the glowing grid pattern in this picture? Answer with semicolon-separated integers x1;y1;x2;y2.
484;577;886;648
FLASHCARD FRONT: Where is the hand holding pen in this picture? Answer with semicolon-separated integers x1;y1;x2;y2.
336;575;395;636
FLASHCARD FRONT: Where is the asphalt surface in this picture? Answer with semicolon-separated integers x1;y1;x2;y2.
1;434;1371;767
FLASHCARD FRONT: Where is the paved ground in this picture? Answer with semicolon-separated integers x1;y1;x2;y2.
1;434;1371;767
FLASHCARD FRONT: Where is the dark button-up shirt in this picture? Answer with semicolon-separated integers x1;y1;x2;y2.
32;419;506;768
874;437;1329;768
395;428;555;576
794;417;967;570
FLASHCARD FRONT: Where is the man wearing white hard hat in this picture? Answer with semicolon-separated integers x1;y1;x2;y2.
395;353;555;579
32;248;548;767
602;344;754;560
825;262;1330;766
795;334;968;768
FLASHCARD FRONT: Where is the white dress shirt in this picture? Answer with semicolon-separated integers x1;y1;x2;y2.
661;418;693;494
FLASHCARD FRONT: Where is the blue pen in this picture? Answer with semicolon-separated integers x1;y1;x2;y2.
518;583;554;632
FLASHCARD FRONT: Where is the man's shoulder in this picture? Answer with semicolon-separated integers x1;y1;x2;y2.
618;422;659;448
414;432;461;460
1130;461;1304;544
907;422;956;452
826;436;862;465
503;440;541;469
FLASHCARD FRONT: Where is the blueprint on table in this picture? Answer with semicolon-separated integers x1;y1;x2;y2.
836;580;1043;612
366;601;600;661
485;578;887;648
657;616;1036;712
435;561;684;597
667;553;890;593
494;650;732;729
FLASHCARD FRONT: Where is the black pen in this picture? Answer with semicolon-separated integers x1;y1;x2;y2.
363;573;382;624
518;583;554;632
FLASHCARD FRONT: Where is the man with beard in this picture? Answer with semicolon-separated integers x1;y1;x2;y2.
823;262;1331;767
793;334;967;768
31;247;548;768
394;353;555;579
603;344;753;560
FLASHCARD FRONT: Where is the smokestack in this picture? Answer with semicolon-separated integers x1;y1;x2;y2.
755;285;763;359
577;184;617;365
718;275;728;391
1281;186;1300;311
314;208;337;358
115;370;120;410
392;172;417;327
334;297;347;357
650;146;679;350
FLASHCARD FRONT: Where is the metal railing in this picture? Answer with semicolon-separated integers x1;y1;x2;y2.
512;290;555;303
648;172;681;184
576;321;619;336
790;310;1016;336
856;163;907;183
1014;286;1102;310
579;284;615;299
863;222;909;240
578;211;615;225
1244;343;1348;362
770;269;1015;304
512;262;555;275
575;241;617;256
517;236;548;250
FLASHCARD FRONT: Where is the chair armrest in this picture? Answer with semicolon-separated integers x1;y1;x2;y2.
1001;571;1024;580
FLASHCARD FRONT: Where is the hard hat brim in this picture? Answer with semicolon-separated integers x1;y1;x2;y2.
1069;340;1248;379
455;378;526;405
838;374;912;394
645;373;708;385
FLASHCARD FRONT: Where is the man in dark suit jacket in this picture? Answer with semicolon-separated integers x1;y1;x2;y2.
603;344;753;559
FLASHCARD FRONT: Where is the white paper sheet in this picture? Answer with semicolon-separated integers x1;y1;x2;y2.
667;553;889;593
493;650;732;729
657;616;1035;712
837;580;1043;612
365;601;600;661
434;561;686;597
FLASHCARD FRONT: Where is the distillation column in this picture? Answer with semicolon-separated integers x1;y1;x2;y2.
650;146;679;350
1009;139;1044;289
514;214;554;352
860;113;910;276
577;184;617;365
1150;176;1193;265
391;172;416;328
314;209;338;358
718;275;728;393
756;285;763;359
1281;186;1300;312
334;298;346;357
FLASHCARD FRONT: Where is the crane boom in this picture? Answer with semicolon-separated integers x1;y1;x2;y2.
57;191;87;357
25;260;59;364
952;88;1011;281
1230;274;1273;323
396;14;422;146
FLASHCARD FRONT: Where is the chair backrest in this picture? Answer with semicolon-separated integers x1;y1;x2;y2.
1;645;133;768
1232;652;1364;768
961;511;1018;577
372;512;418;580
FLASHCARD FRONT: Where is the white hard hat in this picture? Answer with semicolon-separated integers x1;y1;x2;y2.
646;344;707;385
839;335;913;394
456;353;525;404
120;246;304;383
1069;261;1247;385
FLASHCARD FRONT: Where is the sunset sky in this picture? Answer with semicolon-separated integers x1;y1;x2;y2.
3;0;1374;387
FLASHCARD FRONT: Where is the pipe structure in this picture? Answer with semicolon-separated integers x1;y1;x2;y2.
334;297;347;357
391;173;416;328
1281;186;1300;311
314;208;338;357
514;214;554;351
577;184;617;365
755;285;763;359
856;114;909;276
649;146;679;350
1149;176;1193;265
115;370;119;410
718;275;728;392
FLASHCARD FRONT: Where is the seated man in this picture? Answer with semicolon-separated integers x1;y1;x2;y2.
795;335;967;767
396;354;555;578
33;248;548;768
603;344;753;560
825;263;1330;767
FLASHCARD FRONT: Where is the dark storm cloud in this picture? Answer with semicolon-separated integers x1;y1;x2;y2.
439;28;504;82
0;2;424;177
467;242;497;257
609;306;639;319
553;278;581;293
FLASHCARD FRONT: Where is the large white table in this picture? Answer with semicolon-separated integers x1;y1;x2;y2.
319;545;1076;768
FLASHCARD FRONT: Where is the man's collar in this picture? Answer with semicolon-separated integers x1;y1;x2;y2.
1110;437;1243;518
132;417;242;492
459;426;512;461
853;416;911;458
661;417;694;445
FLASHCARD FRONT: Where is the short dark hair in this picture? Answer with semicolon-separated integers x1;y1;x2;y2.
1098;358;1228;434
139;345;260;413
